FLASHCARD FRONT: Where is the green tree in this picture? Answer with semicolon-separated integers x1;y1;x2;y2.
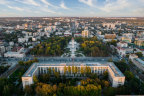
3;85;11;96
109;39;117;46
124;71;134;81
41;74;50;83
18;61;24;66
103;71;108;80
103;87;116;96
135;52;143;57
28;37;32;42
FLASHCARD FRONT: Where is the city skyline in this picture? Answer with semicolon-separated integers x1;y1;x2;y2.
0;0;144;17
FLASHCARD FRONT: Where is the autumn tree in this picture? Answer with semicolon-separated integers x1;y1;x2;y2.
24;85;33;95
68;66;71;75
33;75;39;84
80;66;85;76
64;66;67;75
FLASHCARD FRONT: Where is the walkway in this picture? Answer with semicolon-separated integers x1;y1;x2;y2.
61;38;85;57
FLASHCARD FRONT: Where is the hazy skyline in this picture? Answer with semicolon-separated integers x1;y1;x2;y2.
0;0;144;17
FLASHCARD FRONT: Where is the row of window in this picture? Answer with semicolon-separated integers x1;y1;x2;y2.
38;66;109;74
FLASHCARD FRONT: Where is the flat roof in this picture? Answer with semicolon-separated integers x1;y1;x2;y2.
23;58;124;78
134;58;144;66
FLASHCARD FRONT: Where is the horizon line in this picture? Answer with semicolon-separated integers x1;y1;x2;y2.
0;16;144;18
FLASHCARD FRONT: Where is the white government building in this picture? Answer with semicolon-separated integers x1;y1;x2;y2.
22;58;125;88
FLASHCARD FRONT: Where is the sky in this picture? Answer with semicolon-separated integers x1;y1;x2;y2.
0;0;144;17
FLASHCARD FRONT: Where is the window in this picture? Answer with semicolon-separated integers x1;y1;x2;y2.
25;81;29;85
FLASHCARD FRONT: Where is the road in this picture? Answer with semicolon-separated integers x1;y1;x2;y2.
0;64;20;78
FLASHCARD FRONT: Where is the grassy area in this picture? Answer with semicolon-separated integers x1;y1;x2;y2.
9;59;39;86
0;66;10;75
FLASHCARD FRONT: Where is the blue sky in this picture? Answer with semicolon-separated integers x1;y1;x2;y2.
0;0;144;17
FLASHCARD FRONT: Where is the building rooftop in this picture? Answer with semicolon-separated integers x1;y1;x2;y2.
134;58;144;67
23;57;124;78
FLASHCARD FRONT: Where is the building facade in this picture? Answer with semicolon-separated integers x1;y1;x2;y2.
22;58;125;88
129;54;144;71
81;30;89;37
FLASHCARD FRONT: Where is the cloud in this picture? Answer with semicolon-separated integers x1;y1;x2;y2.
132;8;144;16
0;0;143;17
40;0;58;8
79;0;93;7
41;8;56;13
40;0;50;5
90;11;95;14
0;0;8;4
15;0;40;6
100;0;129;12
14;0;57;14
60;2;69;10
0;12;21;17
7;5;24;11
34;11;40;13
139;0;144;3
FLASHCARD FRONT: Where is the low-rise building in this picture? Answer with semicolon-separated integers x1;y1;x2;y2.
122;33;133;40
64;31;72;36
105;34;116;39
134;38;144;47
74;33;81;37
102;23;116;29
117;41;128;48
116;47;133;57
4;47;26;58
22;58;125;88
18;38;28;43
81;29;90;37
129;54;144;71
121;37;131;43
